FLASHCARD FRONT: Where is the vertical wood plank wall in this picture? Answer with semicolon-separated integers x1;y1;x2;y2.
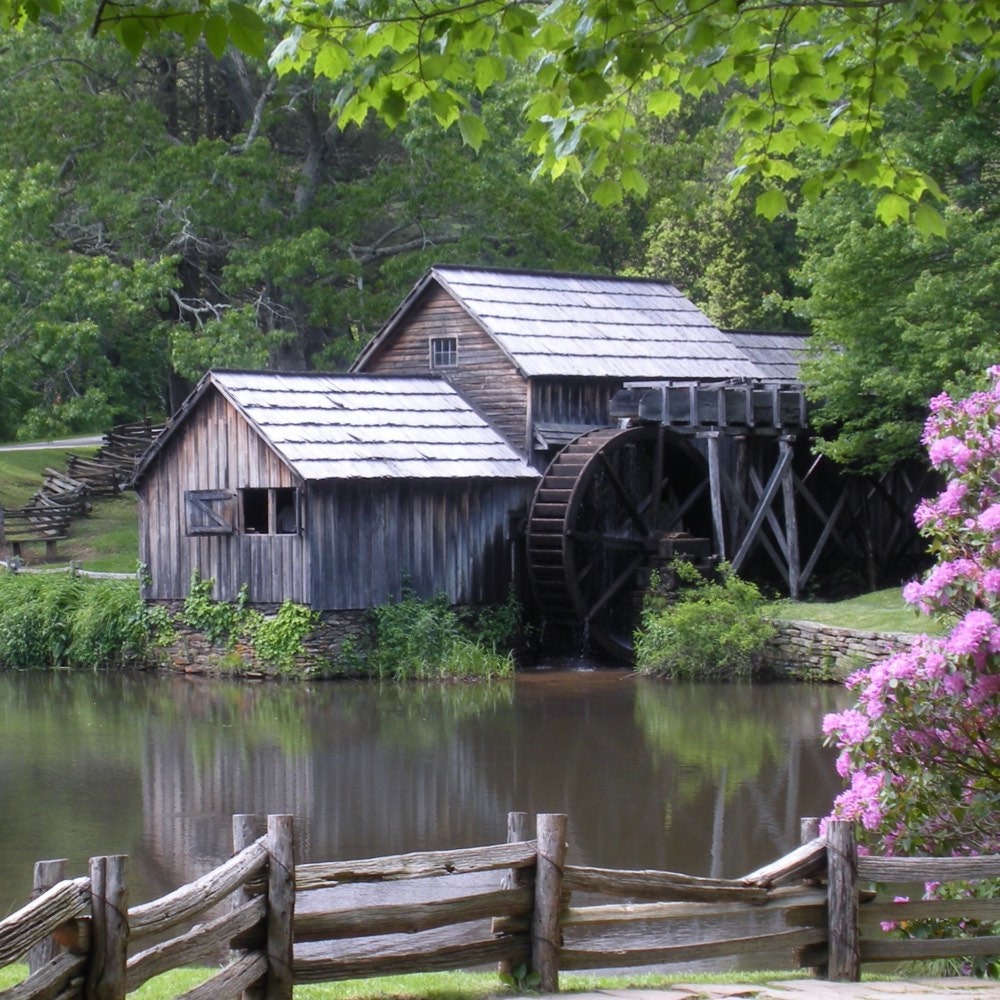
138;390;309;605
310;480;531;609
529;378;620;430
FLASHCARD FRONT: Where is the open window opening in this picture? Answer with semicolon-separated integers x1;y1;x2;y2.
241;487;299;535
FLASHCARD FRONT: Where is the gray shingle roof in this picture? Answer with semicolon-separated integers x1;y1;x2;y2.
361;266;770;380
140;371;540;482
725;330;808;382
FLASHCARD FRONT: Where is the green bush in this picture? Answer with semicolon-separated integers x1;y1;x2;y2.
366;591;515;681
634;561;776;680
181;572;254;645
180;572;320;674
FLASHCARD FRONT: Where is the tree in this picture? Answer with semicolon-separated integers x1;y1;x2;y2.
794;83;1000;471
6;0;996;230
0;6;625;437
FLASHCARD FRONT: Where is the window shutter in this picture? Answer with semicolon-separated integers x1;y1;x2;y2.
185;490;236;535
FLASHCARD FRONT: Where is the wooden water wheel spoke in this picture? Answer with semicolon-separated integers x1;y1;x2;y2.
583;554;644;623
527;426;712;660
595;452;650;537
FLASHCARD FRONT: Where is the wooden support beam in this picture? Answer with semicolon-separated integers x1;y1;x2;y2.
706;432;727;559
716;462;785;578
498;811;530;978
728;444;794;579
264;815;295;1000
86;855;129;1000
779;438;801;598
233;814;265;1000
28;859;68;974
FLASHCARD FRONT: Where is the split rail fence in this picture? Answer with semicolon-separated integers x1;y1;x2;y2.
1;814;997;1000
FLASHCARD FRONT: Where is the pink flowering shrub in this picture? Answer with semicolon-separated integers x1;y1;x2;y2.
823;367;1000;973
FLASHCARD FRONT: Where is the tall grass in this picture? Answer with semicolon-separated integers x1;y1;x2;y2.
0;571;165;669
365;591;515;681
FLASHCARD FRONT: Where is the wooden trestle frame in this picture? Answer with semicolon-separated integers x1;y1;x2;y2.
610;380;933;599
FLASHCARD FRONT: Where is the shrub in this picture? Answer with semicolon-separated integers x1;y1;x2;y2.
634;561;776;679
181;572;255;645
824;367;1000;974
366;590;515;681
246;600;320;674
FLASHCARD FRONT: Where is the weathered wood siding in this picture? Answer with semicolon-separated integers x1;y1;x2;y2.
137;390;310;605
529;378;621;429
309;479;530;609
361;286;531;453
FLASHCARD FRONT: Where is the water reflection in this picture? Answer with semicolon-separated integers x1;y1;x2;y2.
0;670;850;917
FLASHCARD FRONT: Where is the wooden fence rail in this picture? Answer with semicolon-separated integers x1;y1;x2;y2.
1;815;997;1000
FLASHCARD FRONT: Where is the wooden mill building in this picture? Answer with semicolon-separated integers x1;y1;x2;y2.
134;266;925;659
132;371;539;610
351;266;786;465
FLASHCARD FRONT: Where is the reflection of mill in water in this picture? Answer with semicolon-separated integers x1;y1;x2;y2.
136;683;513;900
135;678;845;914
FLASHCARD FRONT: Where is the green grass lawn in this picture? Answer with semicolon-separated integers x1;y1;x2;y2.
765;587;941;635
0;965;808;998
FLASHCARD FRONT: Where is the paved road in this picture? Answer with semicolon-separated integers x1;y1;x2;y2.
0;436;103;451
513;980;1000;999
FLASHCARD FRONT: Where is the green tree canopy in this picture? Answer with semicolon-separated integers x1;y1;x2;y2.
0;5;630;438
6;0;996;231
794;82;1000;470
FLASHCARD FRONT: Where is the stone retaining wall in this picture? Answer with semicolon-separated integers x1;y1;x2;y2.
156;604;919;681
764;618;918;681
159;608;370;677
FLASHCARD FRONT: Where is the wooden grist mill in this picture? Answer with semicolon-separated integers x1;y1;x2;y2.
526;378;933;660
135;267;933;665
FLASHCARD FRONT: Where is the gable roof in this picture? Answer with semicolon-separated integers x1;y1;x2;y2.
135;371;540;482
353;265;769;380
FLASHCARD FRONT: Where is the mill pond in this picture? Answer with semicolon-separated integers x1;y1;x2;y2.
0;666;850;928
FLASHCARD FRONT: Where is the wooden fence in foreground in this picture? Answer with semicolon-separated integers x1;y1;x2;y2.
1;814;998;999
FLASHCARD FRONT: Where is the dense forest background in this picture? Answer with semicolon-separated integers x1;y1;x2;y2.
1;3;999;472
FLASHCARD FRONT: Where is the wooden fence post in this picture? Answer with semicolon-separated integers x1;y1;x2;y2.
264;814;295;1000
498;811;529;978
28;859;68;974
826;820;860;982
531;813;567;994
797;817;825;977
233;814;264;1000
85;855;128;1000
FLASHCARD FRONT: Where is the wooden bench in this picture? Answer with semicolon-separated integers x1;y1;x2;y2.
0;505;72;560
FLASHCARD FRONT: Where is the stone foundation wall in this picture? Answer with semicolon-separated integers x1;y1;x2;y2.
764;619;917;681
155;602;917;681
158;608;371;678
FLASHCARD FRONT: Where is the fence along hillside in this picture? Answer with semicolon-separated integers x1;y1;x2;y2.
1;813;998;999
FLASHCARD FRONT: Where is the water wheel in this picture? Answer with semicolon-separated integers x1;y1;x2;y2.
527;425;713;660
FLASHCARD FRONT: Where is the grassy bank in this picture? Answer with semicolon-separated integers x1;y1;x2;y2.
765;587;940;635
0;446;139;574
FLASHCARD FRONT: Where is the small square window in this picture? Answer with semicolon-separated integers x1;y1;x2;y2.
430;336;457;368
